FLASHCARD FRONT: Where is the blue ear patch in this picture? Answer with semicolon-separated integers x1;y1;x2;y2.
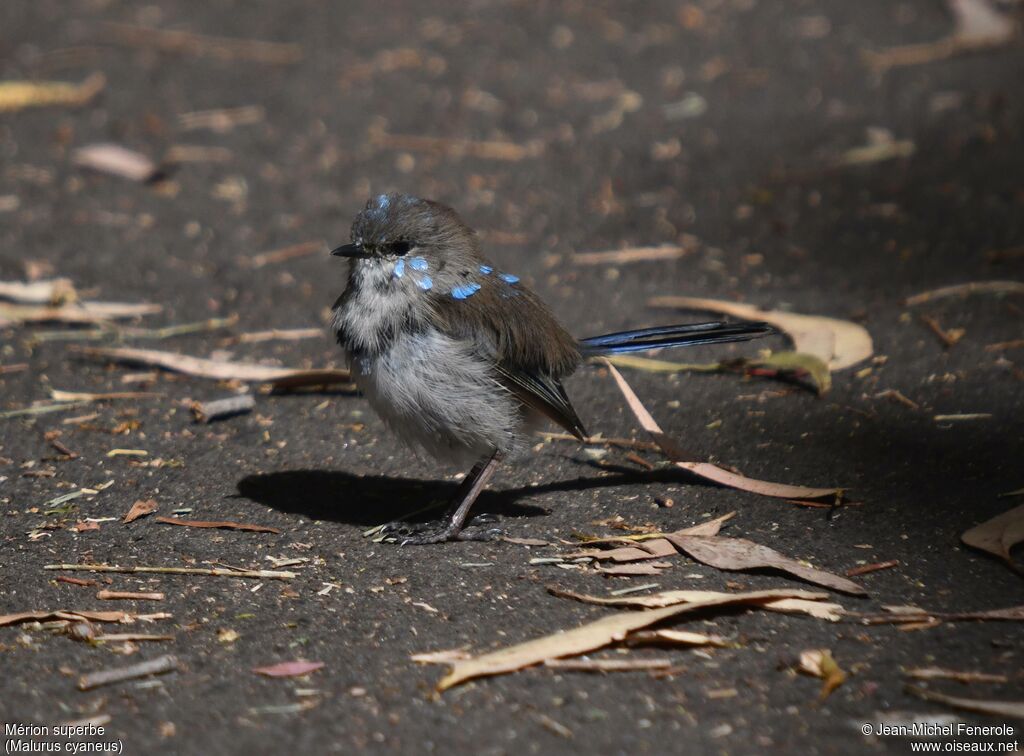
417;275;433;290
409;257;428;271
499;273;519;284
393;258;405;278
451;283;482;300
479;265;493;275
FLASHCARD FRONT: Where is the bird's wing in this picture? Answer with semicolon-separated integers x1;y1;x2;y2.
429;275;587;440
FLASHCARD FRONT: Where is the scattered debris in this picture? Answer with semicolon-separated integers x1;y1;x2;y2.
0;73;105;112
905;686;1024;720
934;414;992;422
107;449;148;458
45;563;295;580
572;244;692;266
253;661;325;678
904;281;1024;307
846;560;899;577
191;394;256;423
904;668;1009;684
648;296;873;370
72;144;160;182
0;278;77;305
74;346;351;389
178;105;265;132
101;23;303;64
798;649;847;700
246;240;326;268
961;504;1024;573
78;654;179;690
370;130;545;161
0;610;130;627
233;328;324;344
839;128;915;166
433;589;824;691
851;604;1024;626
155;516;281;534
864;0;1017;74
920;314;965;348
123;499;158;523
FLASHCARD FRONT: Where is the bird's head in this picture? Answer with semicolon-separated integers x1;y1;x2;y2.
331;193;480;270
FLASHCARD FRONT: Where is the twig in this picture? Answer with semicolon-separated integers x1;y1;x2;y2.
247;240;326;268
873;389;921;410
572;244;692;266
45;563;295;580
920;314;963;348
538;432;662;453
77;654;179;690
985;339;1024;352
96;590;165;601
191;394;255;422
845;560;898;577
101;23;302;64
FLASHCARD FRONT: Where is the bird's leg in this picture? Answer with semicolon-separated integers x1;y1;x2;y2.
393;451;503;545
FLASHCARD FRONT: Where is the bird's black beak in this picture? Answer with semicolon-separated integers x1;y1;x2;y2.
330;243;371;259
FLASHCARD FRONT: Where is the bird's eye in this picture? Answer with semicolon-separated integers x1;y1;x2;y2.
390;240;412;256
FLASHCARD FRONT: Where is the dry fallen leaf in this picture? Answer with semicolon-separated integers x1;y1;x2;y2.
905;686;1024;720
549;586;844;621
595;562;672;576
435;588;824;691
123;499;158;523
626;629;729;648
961;504;1024;574
155;516;280;534
648;296;872;371
798;649;847;700
606;361;844;501
544;658;673;672
71;521;100;533
669;535;867;596
252;661;325;678
75;346;349;389
904;667;1009;685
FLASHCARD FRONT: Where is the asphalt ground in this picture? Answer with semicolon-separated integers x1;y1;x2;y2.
1;1;1023;753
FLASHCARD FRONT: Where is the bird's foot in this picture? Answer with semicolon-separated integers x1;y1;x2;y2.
378;514;502;545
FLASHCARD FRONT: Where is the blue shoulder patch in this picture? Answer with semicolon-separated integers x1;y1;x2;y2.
498;273;519;284
451;283;482;300
409;257;428;271
479;265;493;275
393;258;405;278
417;275;433;291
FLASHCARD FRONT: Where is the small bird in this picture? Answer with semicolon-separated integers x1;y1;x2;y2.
331;193;771;544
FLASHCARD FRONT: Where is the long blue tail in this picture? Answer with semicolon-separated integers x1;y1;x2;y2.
579;321;773;356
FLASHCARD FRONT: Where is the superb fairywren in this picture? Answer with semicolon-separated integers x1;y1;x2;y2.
331;193;771;544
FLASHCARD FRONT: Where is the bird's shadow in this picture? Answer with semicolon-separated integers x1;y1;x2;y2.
235;465;691;527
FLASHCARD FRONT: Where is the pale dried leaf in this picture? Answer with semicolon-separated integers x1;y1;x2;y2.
961;504;1024;573
76;346;350;388
123;500;158;523
548;586;841;620
670;535;867;596
252;661;324;678
435;588;824;691
628;629;728;647
0;279;77;305
648;295;873;370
